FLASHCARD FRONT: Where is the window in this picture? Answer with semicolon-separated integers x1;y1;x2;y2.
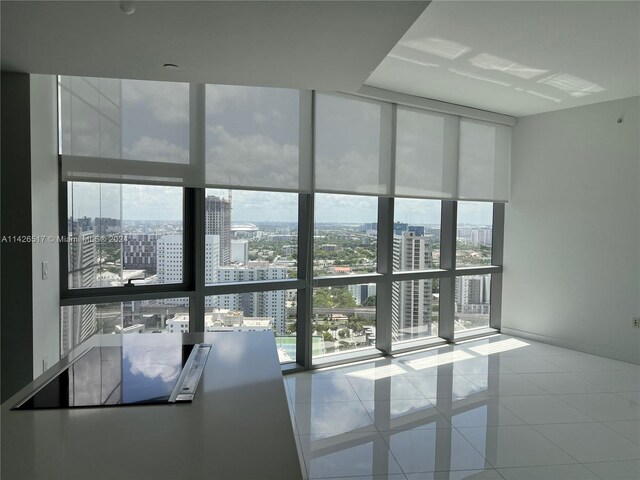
60;76;189;162
315;93;389;195
392;279;439;344
314;193;378;276
456;202;493;267
67;182;184;288
312;285;377;360
454;274;491;333
205;84;302;191
205;290;297;364
393;198;441;271
203;188;299;281
60;298;190;356
58;76;507;368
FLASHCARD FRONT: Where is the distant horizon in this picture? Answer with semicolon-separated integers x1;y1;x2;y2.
69;184;494;225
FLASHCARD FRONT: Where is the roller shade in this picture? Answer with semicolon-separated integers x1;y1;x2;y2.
205;84;308;191
314;93;392;196
60;76;310;191
458;119;511;202
60;76;511;201
394;106;458;199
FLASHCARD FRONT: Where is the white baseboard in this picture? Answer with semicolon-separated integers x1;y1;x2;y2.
500;327;640;365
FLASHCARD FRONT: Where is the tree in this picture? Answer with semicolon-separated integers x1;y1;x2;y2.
322;331;334;342
362;295;376;307
338;328;349;339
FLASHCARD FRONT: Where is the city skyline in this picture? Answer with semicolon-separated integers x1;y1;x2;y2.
69;183;494;225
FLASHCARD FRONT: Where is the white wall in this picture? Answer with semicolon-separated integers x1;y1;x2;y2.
502;96;640;364
30;74;60;376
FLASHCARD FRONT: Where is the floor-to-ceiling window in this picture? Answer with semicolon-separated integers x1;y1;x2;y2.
57;75;509;369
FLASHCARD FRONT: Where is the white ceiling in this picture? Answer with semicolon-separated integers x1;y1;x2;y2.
1;1;427;92
366;0;640;117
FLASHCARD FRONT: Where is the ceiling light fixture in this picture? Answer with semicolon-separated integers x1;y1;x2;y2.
119;1;136;15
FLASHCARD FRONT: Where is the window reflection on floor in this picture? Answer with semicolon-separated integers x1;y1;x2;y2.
285;334;639;479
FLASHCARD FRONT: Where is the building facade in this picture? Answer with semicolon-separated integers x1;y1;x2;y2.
123;233;158;273
391;231;434;342
205;195;231;265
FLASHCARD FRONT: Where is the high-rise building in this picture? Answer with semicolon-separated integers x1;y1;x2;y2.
408;225;425;236
209;265;288;334
157;234;220;305
455;275;491;314
231;240;249;263
205;195;231;265
123;234;158;273
392;232;434;342
94;217;121;236
62;229;98;356
348;283;377;306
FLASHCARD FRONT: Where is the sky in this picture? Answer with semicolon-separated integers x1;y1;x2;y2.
70;183;492;225
65;77;493;226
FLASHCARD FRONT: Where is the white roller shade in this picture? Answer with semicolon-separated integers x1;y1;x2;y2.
60;76;511;201
60;76;198;186
60;77;309;191
458;119;511;202
205;84;309;192
314;93;391;195
395;106;459;199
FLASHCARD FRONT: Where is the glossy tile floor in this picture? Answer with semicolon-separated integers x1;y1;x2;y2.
284;335;640;480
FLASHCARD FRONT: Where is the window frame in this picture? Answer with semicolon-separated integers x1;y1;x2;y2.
58;86;505;369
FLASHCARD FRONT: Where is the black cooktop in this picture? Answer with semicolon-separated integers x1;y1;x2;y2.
16;344;195;410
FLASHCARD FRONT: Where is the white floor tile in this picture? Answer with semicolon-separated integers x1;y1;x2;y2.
347;376;427;402
293;401;376;436
601;420;640;445
298;431;403;478
546;355;639;373
534;422;640;463
518;373;606;394
437;398;525;428
497;464;598;479
616;391;640;405
495;357;565;374
463;374;548;397
383;428;489;473
361;398;450;431
497;395;593;424
405;469;503;479
285;335;640;480
583;460;640;480
287;377;360;403
456;425;577;469
407;374;485;400
573;371;640;393
452;358;515;376
558;392;640;422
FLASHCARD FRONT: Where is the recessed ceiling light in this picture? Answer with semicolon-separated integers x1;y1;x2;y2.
119;1;135;15
163;63;180;70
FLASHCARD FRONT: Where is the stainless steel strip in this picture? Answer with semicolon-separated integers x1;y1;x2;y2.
168;343;211;403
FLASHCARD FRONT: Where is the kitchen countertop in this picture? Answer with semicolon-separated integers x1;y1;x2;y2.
1;332;303;480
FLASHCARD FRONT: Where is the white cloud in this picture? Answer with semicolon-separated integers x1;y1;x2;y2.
122;184;183;221
315;150;382;194
206;125;299;189
206;85;251;115
123;136;189;164
122;80;189;125
124;346;181;383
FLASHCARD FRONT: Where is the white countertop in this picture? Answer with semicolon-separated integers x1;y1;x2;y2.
1;332;303;480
